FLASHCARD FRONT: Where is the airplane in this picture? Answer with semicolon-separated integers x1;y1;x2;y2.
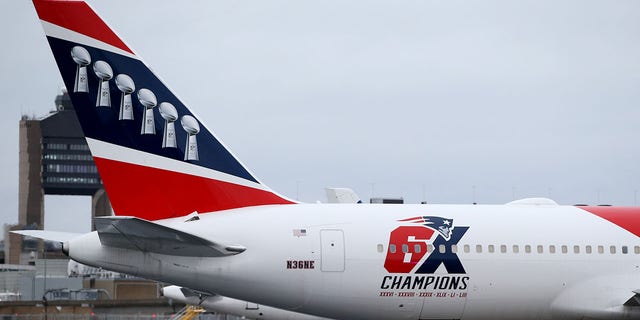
161;285;329;320
15;0;640;319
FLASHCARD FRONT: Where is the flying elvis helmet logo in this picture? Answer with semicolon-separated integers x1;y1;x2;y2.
384;216;469;274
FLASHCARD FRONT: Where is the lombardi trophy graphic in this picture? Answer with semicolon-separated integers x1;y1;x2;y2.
115;74;135;120
93;61;113;107
137;88;157;134
181;115;200;161
71;46;91;93
159;102;178;148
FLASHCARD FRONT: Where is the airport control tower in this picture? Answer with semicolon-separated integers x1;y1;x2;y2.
6;89;112;264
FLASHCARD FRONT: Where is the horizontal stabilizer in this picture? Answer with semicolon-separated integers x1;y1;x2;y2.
624;290;640;307
94;217;245;257
11;230;82;242
180;286;216;299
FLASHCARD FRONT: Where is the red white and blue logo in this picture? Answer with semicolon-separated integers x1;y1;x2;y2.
384;216;469;274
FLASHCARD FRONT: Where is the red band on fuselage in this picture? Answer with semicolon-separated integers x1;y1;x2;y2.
93;157;294;220
580;206;640;238
33;0;133;54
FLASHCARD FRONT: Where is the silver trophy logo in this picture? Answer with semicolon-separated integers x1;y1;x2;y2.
181;115;200;161
159;102;178;148
115;74;135;120
93;61;113;107
71;46;91;93
137;88;157;134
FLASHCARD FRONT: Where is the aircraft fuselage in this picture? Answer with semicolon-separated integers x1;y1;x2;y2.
66;203;640;320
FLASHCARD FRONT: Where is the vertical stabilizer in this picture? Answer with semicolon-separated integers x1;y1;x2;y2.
32;0;294;220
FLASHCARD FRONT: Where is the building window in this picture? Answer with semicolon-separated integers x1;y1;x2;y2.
45;164;97;174
69;144;89;151
44;177;98;184
45;143;67;150
44;153;93;161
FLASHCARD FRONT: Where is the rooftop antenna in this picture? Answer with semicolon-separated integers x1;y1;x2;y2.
472;185;477;205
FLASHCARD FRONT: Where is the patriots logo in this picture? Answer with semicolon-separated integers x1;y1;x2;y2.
385;215;469;274
399;216;454;240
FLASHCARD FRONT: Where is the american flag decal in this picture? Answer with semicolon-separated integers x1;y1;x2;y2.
293;229;307;237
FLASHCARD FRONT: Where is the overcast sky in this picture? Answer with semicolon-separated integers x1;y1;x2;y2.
1;0;640;233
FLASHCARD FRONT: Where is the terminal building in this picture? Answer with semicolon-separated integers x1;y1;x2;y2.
7;89;111;265
0;90;186;318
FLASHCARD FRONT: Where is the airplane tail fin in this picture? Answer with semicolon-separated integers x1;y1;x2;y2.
325;188;362;204
32;0;294;220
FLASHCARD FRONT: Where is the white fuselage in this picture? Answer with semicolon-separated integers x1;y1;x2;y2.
65;203;640;320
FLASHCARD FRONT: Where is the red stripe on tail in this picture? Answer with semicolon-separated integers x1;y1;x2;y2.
94;157;294;220
33;0;133;54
